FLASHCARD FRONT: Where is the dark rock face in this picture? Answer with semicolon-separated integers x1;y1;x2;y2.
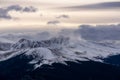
0;53;120;80
0;53;34;80
104;54;120;66
28;61;120;80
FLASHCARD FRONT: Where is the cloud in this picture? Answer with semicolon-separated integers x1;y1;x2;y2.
47;20;60;25
0;5;37;19
78;24;120;41
22;6;37;12
56;14;70;19
47;14;69;25
62;2;120;10
0;31;52;43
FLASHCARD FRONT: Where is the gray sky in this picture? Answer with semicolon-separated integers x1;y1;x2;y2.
0;0;120;32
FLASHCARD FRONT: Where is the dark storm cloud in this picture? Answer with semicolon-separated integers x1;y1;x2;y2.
56;14;70;19
22;6;37;12
62;2;120;10
0;5;37;19
47;20;60;25
78;24;120;41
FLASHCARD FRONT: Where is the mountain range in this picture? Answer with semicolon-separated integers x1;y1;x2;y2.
0;36;120;80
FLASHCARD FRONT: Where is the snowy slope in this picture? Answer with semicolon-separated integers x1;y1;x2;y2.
0;36;120;69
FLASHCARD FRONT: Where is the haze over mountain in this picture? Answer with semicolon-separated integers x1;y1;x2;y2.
0;0;120;80
1;28;120;80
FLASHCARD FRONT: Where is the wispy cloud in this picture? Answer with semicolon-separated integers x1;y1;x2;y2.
0;5;37;19
47;20;60;25
62;2;120;11
56;14;70;19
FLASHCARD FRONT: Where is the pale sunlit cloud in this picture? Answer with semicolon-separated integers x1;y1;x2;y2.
0;5;37;19
0;0;120;33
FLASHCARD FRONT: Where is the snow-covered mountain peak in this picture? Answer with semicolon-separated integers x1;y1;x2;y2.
12;38;32;50
1;35;120;69
11;36;70;50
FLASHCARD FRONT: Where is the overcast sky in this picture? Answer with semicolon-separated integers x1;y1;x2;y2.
0;0;120;32
1;0;119;5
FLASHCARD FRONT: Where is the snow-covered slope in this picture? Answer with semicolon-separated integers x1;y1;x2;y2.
12;36;69;50
0;42;12;51
0;36;120;69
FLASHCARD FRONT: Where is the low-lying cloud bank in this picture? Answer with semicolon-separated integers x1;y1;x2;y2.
78;24;120;41
0;5;37;19
0;24;120;43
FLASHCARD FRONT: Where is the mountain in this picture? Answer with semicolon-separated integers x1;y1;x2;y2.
1;36;120;66
104;54;120;66
12;36;69;50
0;42;11;51
0;36;120;80
0;56;120;80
